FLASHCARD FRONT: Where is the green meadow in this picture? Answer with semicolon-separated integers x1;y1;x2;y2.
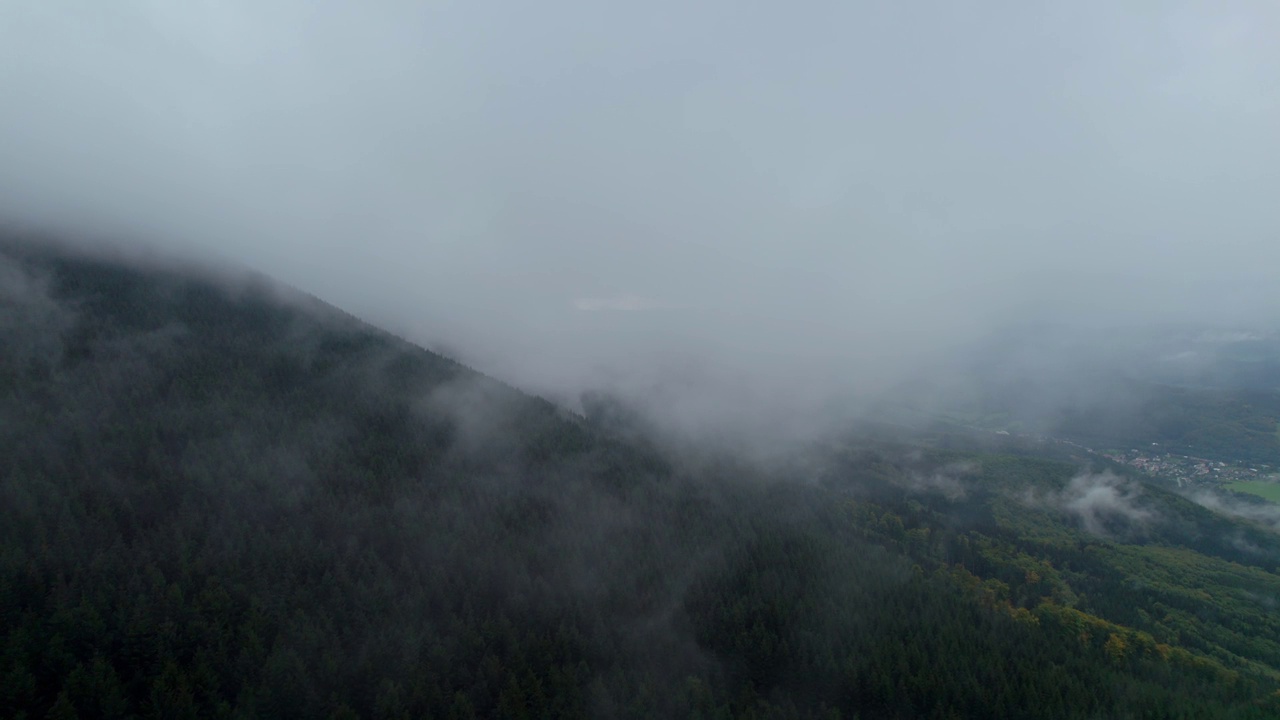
1227;480;1280;502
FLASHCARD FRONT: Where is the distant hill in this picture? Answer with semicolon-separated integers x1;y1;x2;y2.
3;236;1280;719
891;324;1280;465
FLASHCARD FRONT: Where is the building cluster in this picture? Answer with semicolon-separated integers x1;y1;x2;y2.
1102;448;1272;487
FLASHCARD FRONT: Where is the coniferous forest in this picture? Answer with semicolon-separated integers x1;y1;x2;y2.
4;238;1280;719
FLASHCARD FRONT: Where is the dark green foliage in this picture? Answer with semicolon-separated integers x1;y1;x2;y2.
2;240;1280;718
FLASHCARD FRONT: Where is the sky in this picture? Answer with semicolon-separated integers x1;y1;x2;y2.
2;1;1279;425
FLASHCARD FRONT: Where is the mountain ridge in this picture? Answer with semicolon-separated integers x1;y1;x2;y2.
3;237;1280;718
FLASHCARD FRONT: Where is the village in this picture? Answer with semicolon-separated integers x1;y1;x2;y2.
1102;447;1273;488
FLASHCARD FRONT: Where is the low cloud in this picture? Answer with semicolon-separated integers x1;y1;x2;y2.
1188;489;1280;533
900;460;977;501
3;2;1280;443
1026;471;1155;537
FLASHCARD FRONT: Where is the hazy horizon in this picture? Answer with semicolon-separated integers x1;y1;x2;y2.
3;1;1279;428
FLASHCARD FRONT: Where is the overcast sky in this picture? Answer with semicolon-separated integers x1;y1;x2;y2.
2;1;1278;420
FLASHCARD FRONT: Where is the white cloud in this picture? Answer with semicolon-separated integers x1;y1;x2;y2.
1025;471;1155;537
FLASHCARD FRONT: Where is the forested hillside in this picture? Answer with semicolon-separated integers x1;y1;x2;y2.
3;239;1280;719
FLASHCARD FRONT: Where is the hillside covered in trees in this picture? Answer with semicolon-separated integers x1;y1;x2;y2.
4;238;1280;719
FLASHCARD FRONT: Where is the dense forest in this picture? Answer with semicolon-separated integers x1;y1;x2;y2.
4;238;1280;718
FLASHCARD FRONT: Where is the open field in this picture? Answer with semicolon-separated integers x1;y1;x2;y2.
1226;480;1280;502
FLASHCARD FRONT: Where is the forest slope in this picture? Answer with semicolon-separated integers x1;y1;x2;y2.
3;238;1280;719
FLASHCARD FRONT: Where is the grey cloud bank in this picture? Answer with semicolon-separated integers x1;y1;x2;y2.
2;1;1279;422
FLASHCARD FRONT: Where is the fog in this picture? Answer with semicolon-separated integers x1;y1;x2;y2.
1054;471;1155;538
3;1;1279;426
